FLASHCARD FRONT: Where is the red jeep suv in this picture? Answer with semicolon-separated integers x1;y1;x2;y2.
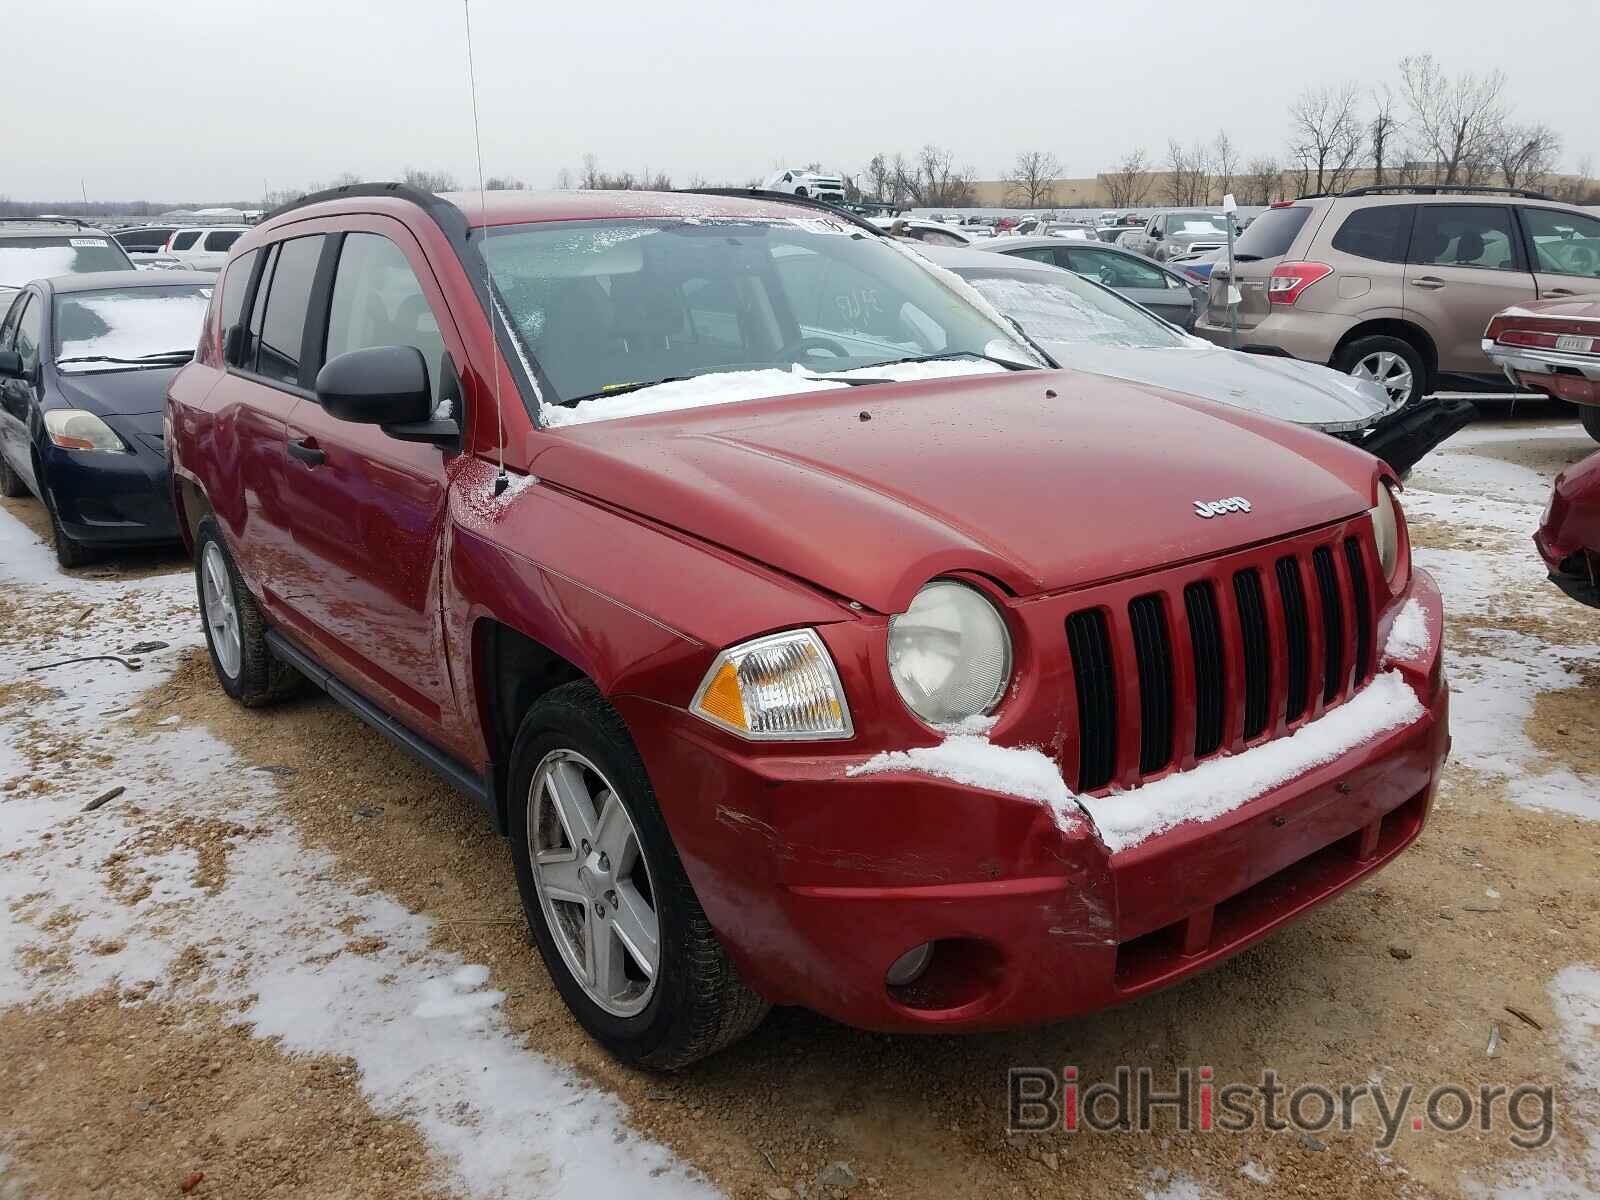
166;184;1450;1068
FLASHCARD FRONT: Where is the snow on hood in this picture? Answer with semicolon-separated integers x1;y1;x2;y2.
539;358;1007;426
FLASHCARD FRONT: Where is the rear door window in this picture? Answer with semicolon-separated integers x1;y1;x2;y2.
1232;205;1313;260
1068;246;1168;288
171;231;202;251
1409;206;1520;271
255;235;326;387
1331;205;1415;262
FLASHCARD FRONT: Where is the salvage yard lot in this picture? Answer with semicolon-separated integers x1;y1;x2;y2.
2;409;1598;1200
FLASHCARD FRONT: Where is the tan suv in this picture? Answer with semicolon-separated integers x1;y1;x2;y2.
1195;187;1600;405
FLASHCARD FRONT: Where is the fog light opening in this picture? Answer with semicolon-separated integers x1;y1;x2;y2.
884;942;933;988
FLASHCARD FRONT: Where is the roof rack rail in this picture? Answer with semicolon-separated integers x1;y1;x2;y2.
0;215;95;229
261;181;471;242
1338;184;1554;200
674;188;885;236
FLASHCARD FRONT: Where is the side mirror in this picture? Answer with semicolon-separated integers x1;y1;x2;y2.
0;350;21;378
1150;227;1163;239
316;345;433;425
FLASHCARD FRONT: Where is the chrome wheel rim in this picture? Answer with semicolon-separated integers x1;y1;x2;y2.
528;749;659;1017
200;542;242;680
1352;351;1415;403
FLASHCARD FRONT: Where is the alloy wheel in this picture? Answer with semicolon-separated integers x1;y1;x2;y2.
200;541;242;679
1351;350;1415;404
527;749;660;1017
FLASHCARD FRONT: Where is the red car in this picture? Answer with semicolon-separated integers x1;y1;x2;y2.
166;184;1449;1069
1485;297;1600;442
1535;448;1600;607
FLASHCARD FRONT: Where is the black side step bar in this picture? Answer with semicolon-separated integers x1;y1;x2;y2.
265;629;495;822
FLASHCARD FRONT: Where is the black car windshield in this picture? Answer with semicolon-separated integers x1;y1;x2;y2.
52;285;212;371
0;236;134;288
954;268;1186;350
1168;212;1230;234
479;216;1033;418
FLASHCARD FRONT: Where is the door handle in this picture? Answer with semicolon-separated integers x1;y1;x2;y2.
1409;277;1446;290
1545;288;1579;297
287;437;325;466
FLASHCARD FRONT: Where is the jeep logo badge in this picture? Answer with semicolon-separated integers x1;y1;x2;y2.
1193;496;1252;519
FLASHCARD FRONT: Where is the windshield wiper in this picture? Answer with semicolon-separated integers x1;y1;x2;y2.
564;377;689;405
56;351;193;366
857;350;1036;373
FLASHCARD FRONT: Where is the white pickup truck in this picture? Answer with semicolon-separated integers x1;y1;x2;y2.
761;169;846;204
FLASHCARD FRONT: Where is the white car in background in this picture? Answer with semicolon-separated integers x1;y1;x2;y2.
147;226;250;273
761;169;847;204
869;217;973;246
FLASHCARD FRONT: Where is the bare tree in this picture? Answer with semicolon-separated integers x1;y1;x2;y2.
1398;54;1508;185
1004;150;1062;208
1287;82;1366;196
1100;148;1152;208
484;175;526;190
1369;85;1403;187
1211;131;1238;202
893;145;976;207
863;153;894;203
555;167;573;190
400;167;459;193
1242;157;1283;205
1553;155;1595;203
1494;123;1562;190
1164;139;1212;206
580;154;603;190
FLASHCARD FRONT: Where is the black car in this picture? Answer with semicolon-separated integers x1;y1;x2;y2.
0;270;213;565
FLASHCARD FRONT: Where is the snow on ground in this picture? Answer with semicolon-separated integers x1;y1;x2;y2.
0;506;717;1200
1473;965;1600;1200
1403;420;1600;822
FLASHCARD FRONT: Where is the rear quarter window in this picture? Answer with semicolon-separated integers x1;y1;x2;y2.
1232;206;1313;260
1330;205;1415;263
171;231;202;251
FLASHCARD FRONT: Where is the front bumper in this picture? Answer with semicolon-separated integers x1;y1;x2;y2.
1484;338;1600;405
41;426;179;546
620;573;1450;1034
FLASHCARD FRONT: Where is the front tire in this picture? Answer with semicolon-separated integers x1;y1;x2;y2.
0;455;27;499
1579;405;1600;444
1335;335;1427;406
508;680;768;1070
194;517;301;706
39;478;96;568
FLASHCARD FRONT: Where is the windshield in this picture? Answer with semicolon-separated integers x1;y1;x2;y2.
481;216;1030;420
955;269;1185;350
52;285;212;371
1169;212;1229;235
0;236;134;288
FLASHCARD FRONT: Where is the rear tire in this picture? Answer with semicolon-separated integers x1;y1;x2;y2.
1580;405;1600;444
508;680;768;1070
1334;335;1427;406
0;456;27;499
194;517;301;707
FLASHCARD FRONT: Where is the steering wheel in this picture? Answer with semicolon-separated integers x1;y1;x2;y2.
780;335;851;361
1566;243;1599;274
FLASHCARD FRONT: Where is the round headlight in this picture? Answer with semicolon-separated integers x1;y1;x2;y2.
888;581;1012;727
1371;484;1401;583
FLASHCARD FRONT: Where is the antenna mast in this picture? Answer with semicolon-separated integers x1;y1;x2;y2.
462;0;508;496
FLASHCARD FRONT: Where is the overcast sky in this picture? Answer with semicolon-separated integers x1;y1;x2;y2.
9;0;1597;202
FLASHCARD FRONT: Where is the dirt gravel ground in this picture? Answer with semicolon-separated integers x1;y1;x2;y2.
2;409;1599;1200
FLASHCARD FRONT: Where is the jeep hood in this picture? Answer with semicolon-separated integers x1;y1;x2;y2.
527;371;1381;614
